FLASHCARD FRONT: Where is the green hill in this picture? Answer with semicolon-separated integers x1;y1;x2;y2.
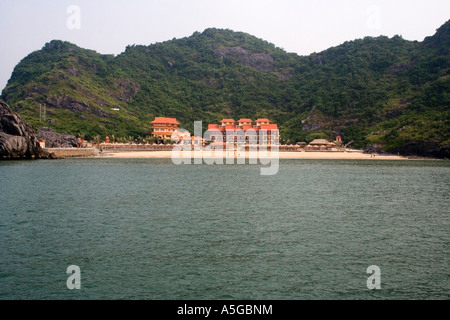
2;21;449;157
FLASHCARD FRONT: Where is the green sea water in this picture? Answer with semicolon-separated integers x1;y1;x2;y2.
0;158;449;299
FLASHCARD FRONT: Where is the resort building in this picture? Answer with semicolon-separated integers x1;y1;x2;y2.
172;129;205;146
151;117;180;140
191;136;205;146
238;119;253;126
335;135;343;147
255;118;271;126
207;118;280;146
306;139;336;150
171;129;191;142
221;119;236;126
305;138;343;151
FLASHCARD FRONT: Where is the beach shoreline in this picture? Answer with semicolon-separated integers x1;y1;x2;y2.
98;150;408;160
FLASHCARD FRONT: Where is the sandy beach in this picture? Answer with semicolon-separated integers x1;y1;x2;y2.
101;150;407;160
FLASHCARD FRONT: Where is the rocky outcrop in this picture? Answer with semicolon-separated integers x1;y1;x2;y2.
114;78;139;102
0;100;53;159
364;144;385;154
37;127;77;148
44;95;112;118
388;141;450;159
215;46;275;72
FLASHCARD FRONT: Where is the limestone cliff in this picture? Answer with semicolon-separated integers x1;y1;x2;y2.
0;99;52;159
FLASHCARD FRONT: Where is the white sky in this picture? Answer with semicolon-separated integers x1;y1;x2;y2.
0;0;449;92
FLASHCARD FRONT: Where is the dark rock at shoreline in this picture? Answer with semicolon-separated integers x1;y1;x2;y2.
37;127;77;148
364;144;388;155
0;99;55;159
366;141;450;159
389;141;450;159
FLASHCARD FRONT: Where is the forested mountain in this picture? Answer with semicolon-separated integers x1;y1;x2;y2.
2;20;449;157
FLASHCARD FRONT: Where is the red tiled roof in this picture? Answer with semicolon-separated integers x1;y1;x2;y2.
260;124;278;130
256;118;271;123
225;125;236;130
221;119;235;123
242;125;256;131
151;117;180;125
208;127;225;132
208;124;220;129
238;119;253;123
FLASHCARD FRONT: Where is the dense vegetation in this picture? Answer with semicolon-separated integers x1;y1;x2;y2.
1;21;449;156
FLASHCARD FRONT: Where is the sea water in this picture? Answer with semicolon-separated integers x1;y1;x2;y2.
0;158;448;299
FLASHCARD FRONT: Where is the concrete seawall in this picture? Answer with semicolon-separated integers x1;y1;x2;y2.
44;148;99;158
